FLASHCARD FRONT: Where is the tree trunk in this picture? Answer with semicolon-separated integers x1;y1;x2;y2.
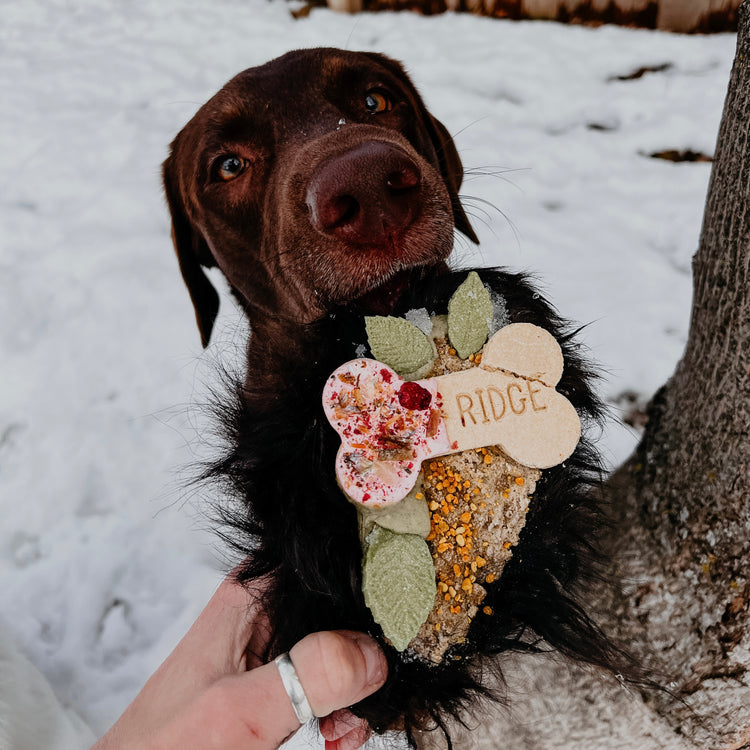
416;4;749;750
600;2;750;746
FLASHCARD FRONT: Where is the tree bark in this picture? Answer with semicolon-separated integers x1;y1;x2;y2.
600;2;750;746
416;4;749;750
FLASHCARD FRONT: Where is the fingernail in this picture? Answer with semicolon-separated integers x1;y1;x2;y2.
353;634;388;687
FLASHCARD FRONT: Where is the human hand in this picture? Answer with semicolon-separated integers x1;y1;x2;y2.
91;575;387;750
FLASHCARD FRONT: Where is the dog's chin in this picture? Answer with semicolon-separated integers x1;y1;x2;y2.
327;234;454;315
351;269;417;315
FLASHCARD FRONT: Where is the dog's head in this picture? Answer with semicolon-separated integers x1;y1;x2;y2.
163;48;478;347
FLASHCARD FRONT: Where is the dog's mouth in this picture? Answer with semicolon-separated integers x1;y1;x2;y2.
351;268;431;316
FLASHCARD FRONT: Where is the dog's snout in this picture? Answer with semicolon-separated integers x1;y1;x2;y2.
306;141;422;246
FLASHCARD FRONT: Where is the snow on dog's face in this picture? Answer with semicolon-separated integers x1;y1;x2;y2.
162;48;478;348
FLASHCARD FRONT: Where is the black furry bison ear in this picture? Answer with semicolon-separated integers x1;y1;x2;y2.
162;154;220;348
425;114;480;245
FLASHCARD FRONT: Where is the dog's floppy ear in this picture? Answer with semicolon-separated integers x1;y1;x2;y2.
425;115;479;244
162;155;220;348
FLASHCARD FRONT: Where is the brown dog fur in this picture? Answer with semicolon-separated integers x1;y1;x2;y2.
163;48;478;363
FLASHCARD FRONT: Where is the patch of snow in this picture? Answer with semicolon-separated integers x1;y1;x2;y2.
0;0;737;746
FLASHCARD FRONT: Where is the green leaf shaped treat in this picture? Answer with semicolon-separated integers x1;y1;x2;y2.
358;482;431;546
447;271;494;359
362;527;437;651
365;316;434;375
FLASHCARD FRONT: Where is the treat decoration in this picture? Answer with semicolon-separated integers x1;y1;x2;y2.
321;272;585;657
323;323;581;506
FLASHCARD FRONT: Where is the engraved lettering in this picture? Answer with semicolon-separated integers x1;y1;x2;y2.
475;389;491;424
507;382;527;414
457;393;476;427
488;386;506;422
527;380;547;412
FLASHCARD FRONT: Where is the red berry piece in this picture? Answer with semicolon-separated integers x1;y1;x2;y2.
398;381;432;410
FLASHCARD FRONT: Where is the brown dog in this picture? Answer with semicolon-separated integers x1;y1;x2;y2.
161;50;647;746
163;48;477;355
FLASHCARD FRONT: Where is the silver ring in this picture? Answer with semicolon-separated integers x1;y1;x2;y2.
275;652;315;724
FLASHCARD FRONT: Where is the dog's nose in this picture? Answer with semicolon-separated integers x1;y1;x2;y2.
306;142;422;246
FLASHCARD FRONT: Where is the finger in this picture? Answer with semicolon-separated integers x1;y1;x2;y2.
319;709;368;741
320;709;372;750
289;631;388;718
324;723;372;750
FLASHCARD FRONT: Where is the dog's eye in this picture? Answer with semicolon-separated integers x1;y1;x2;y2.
364;91;392;114
215;155;246;181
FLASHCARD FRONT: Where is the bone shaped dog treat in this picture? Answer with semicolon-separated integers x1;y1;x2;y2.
323;323;581;507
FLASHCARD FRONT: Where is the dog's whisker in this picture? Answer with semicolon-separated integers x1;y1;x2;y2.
463;165;530;191
461;194;521;245
448;116;490;141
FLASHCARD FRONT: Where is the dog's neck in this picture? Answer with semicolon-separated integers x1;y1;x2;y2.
243;263;450;387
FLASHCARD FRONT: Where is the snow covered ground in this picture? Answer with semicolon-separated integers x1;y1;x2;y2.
0;0;737;746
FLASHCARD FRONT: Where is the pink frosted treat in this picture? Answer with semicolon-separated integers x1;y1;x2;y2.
322;360;452;506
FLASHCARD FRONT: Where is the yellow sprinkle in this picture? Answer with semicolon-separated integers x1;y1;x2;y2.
486;573;496;583
461;512;472;523
483;454;492;465
515;476;525;486
483;606;493;616
415;492;424;500
503;541;512;549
